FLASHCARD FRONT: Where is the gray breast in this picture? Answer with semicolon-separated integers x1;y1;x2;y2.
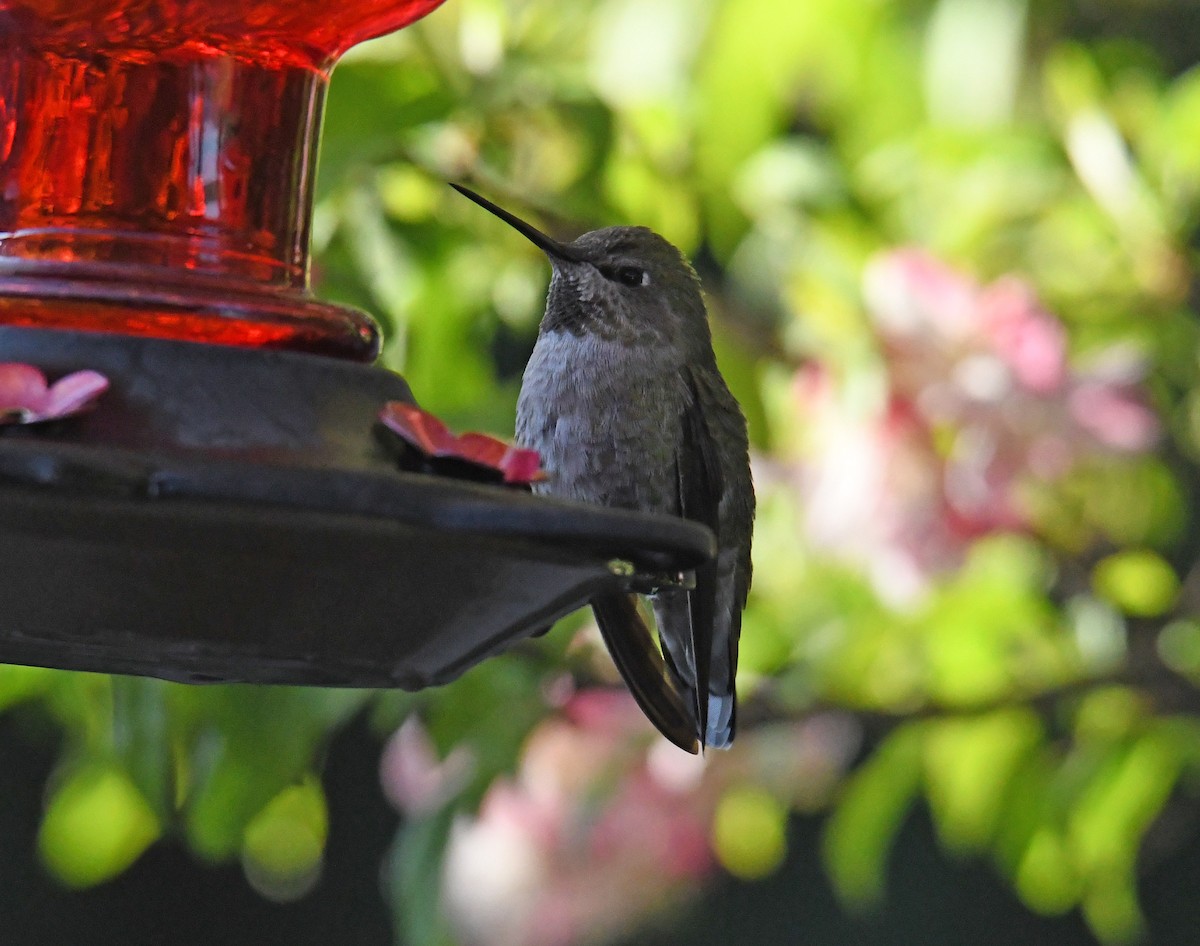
516;330;685;514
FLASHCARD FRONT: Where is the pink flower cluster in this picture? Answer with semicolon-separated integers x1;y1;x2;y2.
796;249;1159;603
432;691;714;946
382;683;860;945
382;687;858;946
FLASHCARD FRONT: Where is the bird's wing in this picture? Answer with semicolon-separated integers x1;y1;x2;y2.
591;592;700;754
674;366;726;748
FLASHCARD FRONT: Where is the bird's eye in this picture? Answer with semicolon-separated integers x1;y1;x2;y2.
602;264;649;287
617;266;648;287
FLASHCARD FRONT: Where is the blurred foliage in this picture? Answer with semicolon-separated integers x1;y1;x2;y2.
9;0;1200;943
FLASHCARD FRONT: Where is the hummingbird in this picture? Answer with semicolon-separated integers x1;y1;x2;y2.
451;184;754;753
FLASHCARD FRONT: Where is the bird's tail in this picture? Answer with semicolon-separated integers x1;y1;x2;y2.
705;692;736;748
685;559;716;749
655;573;738;751
591;592;699;754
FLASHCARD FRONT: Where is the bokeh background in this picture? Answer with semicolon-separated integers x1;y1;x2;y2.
6;0;1200;942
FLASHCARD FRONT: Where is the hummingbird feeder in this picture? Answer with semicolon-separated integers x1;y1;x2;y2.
0;0;714;687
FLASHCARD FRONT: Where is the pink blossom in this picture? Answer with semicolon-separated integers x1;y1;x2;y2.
793;372;970;603
438;690;857;946
791;249;1160;602
0;363;108;425
379;717;473;815
864;249;977;341
977;279;1068;394
440;690;715;946
1068;380;1159;452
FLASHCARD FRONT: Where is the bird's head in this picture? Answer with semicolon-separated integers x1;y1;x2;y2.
452;184;710;350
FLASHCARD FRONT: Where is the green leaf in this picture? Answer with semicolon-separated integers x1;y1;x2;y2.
182;686;368;861
923;709;1043;853
111;676;172;817
1068;727;1181;940
0;665;57;713
1092;549;1179;617
1157;619;1200;677
386;809;458;946
242;777;329;902
320;59;455;199
823;725;923;906
1014;824;1082;915
712;786;788;880
39;760;160;888
693;0;816;248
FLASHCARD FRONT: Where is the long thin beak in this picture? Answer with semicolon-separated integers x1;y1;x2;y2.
450;183;583;263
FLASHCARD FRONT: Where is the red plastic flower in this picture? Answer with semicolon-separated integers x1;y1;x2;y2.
0;363;109;425
378;401;544;486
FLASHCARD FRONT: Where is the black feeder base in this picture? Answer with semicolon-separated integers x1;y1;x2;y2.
0;327;714;688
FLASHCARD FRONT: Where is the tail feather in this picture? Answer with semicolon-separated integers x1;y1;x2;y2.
686;560;716;751
655;563;741;751
706;693;735;748
592;592;699;754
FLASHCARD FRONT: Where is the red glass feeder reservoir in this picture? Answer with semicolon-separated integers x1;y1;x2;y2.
0;0;714;688
0;0;447;359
